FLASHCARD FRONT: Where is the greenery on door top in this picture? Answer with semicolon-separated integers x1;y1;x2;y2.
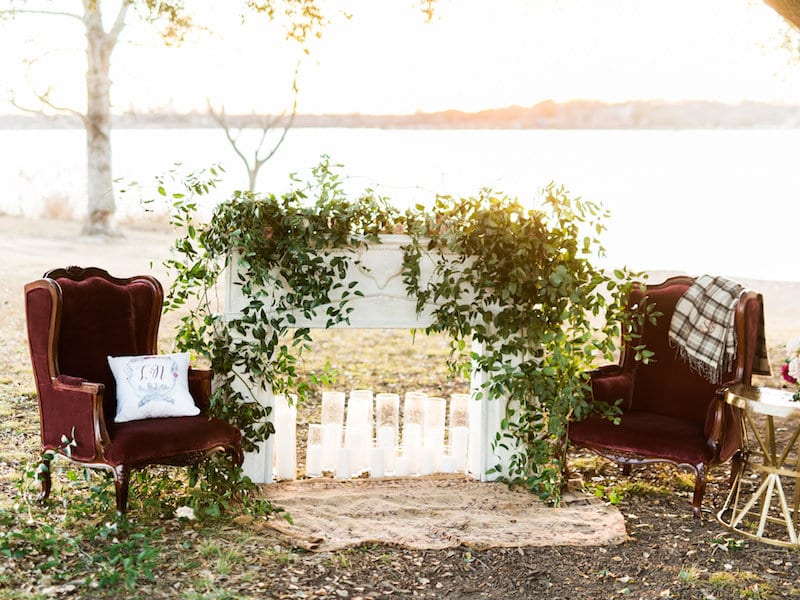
164;157;646;506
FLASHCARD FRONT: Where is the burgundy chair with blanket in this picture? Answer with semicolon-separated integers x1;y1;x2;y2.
568;276;765;518
24;266;243;514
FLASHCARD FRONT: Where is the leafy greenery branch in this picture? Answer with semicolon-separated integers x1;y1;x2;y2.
162;157;647;507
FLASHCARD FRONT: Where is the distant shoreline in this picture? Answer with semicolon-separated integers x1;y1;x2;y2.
4;99;800;130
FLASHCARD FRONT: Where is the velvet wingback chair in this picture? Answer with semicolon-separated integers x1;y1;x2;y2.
24;266;243;514
568;276;764;518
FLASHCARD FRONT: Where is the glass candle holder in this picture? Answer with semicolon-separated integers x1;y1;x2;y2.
306;423;323;477
403;391;427;427
321;391;346;427
449;393;470;429
423;396;446;461
376;392;400;441
345;390;373;474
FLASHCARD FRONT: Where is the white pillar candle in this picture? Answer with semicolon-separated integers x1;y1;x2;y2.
306;444;323;477
394;455;410;477
273;394;297;480
335;446;351;480
322;423;342;472
450;426;469;473
370;447;386;478
345;390;373;471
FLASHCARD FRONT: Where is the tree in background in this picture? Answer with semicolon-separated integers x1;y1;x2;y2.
1;0;326;235
207;69;299;193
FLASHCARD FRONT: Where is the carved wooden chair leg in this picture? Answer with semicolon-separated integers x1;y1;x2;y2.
227;445;245;468
113;465;132;515
691;463;707;520
37;454;52;503
621;463;632;476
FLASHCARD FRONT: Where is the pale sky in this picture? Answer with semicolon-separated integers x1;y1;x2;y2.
1;0;799;115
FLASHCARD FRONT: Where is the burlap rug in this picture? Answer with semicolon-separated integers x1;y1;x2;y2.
261;475;627;552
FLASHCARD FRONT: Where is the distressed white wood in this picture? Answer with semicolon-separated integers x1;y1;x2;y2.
224;234;507;483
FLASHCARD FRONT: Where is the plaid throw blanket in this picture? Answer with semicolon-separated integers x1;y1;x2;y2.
668;274;771;384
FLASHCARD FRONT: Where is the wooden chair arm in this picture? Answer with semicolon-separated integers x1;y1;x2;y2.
188;367;213;413
45;376;110;461
705;384;743;462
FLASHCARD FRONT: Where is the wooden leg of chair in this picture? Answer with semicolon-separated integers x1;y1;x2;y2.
621;463;632;476
228;444;244;468
692;463;707;520
113;465;131;515
37;454;52;503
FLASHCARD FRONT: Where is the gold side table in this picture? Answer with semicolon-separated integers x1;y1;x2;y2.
717;383;800;547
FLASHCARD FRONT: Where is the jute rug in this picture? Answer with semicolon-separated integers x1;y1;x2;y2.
260;475;627;552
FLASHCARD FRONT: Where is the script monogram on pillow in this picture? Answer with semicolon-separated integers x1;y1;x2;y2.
108;352;199;423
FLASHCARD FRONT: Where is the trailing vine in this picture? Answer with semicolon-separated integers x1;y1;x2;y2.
162;158;646;508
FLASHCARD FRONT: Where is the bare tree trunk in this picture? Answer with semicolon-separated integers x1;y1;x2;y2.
81;0;126;236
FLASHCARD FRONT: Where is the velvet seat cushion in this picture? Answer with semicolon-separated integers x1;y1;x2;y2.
104;416;242;467
569;410;714;465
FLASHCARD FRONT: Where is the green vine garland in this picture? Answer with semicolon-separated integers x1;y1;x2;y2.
161;157;645;509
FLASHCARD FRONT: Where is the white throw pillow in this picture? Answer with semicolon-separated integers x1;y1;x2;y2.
108;352;200;423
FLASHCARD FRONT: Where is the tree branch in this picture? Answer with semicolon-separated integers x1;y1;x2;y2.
0;8;83;22
207;100;252;171
10;92;85;124
108;1;129;42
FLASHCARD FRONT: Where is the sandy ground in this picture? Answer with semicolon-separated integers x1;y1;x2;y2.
2;213;799;371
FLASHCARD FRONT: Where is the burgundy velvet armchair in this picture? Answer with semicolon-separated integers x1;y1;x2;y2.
24;266;243;514
568;276;764;518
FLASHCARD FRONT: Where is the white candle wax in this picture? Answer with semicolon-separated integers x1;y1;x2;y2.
306;444;323;477
450;426;469;473
346;425;371;474
440;454;456;474
377;425;395;448
377;426;397;473
405;446;421;475
403;423;422;448
420;445;436;476
403;423;423;474
322;423;342;472
335;446;351;480
394;455;410;477
349;445;362;477
370;447;386;478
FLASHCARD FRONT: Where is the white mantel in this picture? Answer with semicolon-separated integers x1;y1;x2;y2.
224;234;509;483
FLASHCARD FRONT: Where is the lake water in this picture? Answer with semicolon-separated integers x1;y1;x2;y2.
2;127;798;281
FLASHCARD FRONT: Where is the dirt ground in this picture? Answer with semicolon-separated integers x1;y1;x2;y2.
3;214;800;599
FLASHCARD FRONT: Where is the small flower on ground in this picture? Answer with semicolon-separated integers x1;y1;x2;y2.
176;506;196;520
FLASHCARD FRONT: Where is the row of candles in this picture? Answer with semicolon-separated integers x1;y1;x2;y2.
272;390;471;480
